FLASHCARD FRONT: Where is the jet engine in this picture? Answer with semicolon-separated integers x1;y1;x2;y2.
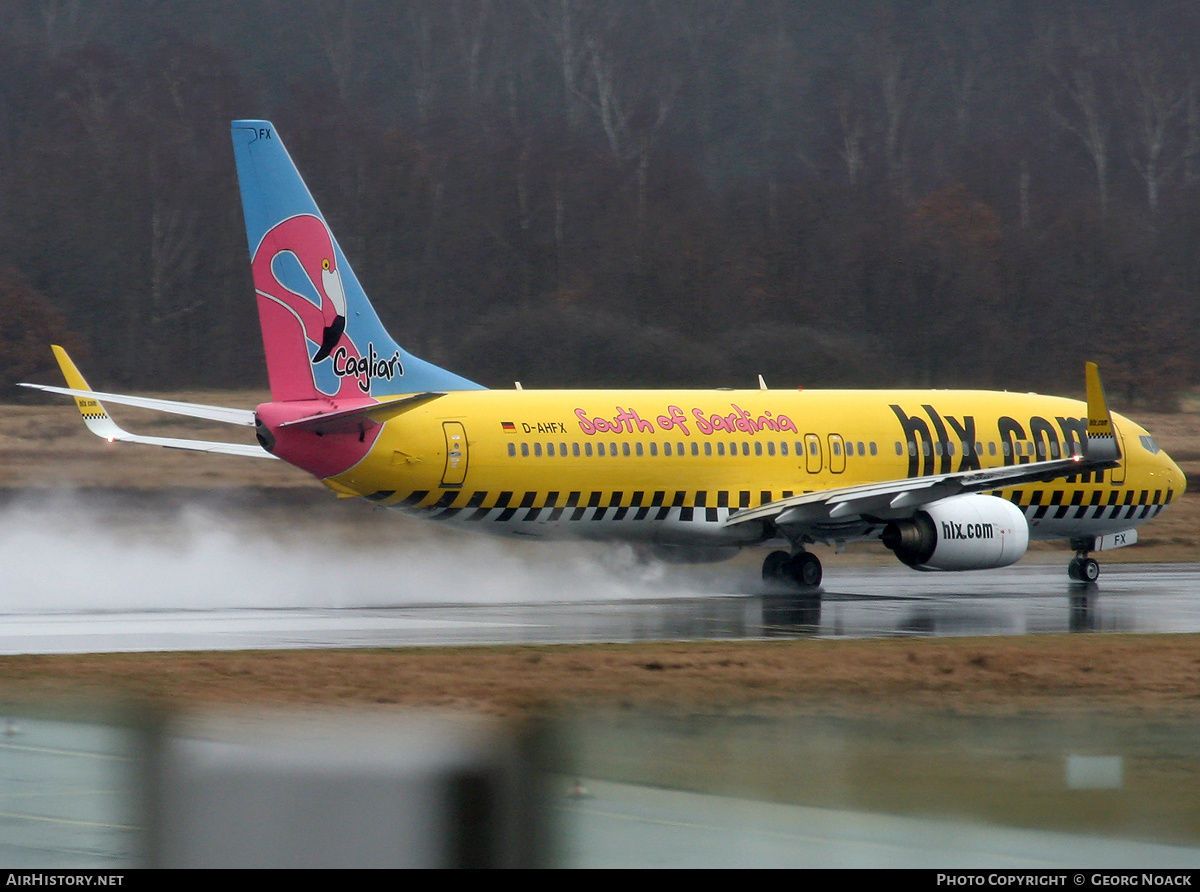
881;494;1029;571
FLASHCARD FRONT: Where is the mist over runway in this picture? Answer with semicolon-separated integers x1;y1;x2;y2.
1;490;1197;654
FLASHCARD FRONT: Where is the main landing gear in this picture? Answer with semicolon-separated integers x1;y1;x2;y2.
762;549;823;588
1067;538;1100;583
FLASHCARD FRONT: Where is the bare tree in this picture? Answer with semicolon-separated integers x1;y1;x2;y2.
835;85;866;187
1123;48;1193;219
1037;20;1118;215
313;0;360;102
451;0;494;106
525;0;593;131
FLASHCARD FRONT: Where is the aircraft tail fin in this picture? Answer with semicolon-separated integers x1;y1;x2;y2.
230;121;483;402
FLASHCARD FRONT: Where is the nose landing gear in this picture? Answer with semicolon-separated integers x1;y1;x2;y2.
1068;538;1100;582
1068;556;1100;582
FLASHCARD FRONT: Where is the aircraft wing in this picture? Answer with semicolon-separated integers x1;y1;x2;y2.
19;346;276;460
727;362;1121;535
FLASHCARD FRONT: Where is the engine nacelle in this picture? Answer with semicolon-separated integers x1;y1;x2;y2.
881;494;1029;571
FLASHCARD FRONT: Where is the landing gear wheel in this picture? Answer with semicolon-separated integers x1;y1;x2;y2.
762;550;790;580
1081;558;1100;582
1068;556;1100;582
785;552;823;588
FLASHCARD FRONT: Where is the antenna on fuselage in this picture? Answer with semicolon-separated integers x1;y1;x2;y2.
758;375;768;390
514;382;523;390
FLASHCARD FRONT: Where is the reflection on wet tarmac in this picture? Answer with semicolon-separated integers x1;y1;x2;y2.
0;563;1197;653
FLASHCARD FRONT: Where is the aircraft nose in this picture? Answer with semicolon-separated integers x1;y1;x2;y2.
1164;451;1187;501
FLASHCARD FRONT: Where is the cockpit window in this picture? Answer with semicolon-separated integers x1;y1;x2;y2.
1140;434;1161;455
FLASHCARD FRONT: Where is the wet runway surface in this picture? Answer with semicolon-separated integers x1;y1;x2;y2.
1;562;1197;654
557;778;1200;868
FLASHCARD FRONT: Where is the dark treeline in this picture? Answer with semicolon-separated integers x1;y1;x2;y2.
1;0;1198;407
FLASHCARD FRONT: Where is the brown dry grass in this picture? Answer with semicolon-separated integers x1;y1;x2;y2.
2;635;1199;721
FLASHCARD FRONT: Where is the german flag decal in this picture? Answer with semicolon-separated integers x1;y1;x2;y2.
501;421;516;433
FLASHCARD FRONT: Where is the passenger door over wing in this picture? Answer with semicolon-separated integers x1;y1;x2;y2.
828;434;846;474
804;433;822;474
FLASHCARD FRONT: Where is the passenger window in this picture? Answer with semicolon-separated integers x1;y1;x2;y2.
691;442;698;456
869;442;877;456
1002;442;1011;457
908;441;916;457
622;442;630;457
573;443;581;457
717;443;726;456
781;442;789;456
988;442;997;456
650;442;658;456
832;441;842;456
534;443;543;457
585;442;593;457
546;443;555;456
635;443;644;457
679;442;686;456
946;442;955;456
521;443;529;457
610;442;617;456
560;442;567;454
596;443;605;457
858;441;866;455
755;442;763;456
922;442;931;457
767;442;775;456
507;443;516;457
1050;441;1059;458
895;442;904;456
704;442;712;456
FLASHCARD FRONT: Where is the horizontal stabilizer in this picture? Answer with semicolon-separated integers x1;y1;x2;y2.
19;383;256;426
278;392;445;434
20;346;275;460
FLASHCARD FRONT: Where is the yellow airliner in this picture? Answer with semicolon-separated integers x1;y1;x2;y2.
22;121;1186;587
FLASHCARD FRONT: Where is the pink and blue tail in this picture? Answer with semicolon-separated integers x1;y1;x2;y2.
230;120;483;402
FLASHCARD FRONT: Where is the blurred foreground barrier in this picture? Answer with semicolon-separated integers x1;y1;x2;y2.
144;712;548;868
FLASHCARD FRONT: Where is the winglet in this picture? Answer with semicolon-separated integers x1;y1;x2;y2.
48;345;124;442
1084;362;1121;463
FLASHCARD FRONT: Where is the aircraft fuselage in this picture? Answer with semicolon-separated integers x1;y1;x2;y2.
267;388;1183;547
